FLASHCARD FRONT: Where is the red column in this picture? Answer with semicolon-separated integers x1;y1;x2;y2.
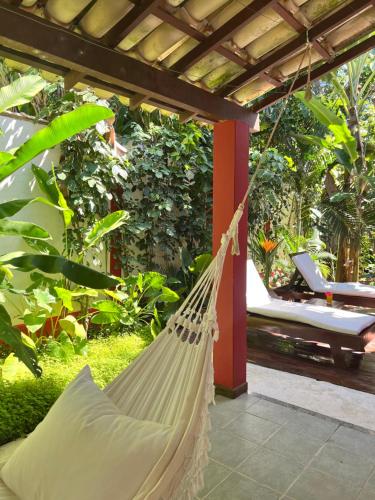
213;120;249;398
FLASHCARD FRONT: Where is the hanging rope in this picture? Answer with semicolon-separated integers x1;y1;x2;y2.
228;40;313;256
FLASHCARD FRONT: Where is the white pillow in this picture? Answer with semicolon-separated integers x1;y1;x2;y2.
1;366;172;500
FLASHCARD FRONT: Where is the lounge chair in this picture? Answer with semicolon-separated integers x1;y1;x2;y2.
246;260;375;368
276;251;375;308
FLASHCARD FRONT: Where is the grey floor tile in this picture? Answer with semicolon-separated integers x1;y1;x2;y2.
206;472;279;500
357;488;375;500
288;468;360;500
214;394;260;412
237;446;303;493
209;429;258;468
265;427;324;465
310;443;374;488
330;426;375;463
366;469;375;489
224;412;281;444
197;460;231;498
209;405;239;429
286;411;338;441
246;399;298;425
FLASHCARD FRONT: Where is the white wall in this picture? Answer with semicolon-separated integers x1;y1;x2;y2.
0;113;63;320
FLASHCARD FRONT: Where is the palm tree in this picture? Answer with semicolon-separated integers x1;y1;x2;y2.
297;52;375;282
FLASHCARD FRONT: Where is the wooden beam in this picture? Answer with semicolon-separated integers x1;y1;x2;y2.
218;0;373;96
251;35;375;112
129;93;149;110
171;0;277;73
273;1;332;61
273;2;307;32
179;111;196;123
153;6;250;69
260;72;284;87
0;4;258;128
102;0;161;48
64;70;84;90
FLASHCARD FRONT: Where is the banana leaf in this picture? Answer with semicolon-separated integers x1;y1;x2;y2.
0;197;64;219
0;75;46;114
4;253;118;289
0;315;42;377
0;220;50;239
84;210;129;249
0;104;114;181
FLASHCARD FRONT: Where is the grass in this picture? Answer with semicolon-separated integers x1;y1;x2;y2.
0;332;152;445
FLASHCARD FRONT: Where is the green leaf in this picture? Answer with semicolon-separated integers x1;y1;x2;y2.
0;75;46;114
295;91;342;128
24;238;60;255
0;304;11;324
32;165;59;204
4;253;119;289
0;152;14;166
59;315;86;339
0;219;50;240
23;309;47;334
90;311;122;325
92;300;123;313
329;123;358;164
330;192;353;203
1;353;29;382
33;288;56;312
84;210;129;249
0;196;64;219
32;165;74;226
189;253;212;275
158;286;179;303
0;318;42;377
0;104;114;181
54;287;74;311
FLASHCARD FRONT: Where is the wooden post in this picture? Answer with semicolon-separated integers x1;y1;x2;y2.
213;120;249;398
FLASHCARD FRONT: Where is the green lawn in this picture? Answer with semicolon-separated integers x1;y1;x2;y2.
0;333;151;445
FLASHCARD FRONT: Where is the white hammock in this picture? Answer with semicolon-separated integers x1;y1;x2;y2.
102;205;245;500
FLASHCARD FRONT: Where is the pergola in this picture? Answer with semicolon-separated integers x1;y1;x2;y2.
0;0;374;397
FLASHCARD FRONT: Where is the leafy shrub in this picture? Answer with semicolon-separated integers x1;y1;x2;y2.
0;332;151;445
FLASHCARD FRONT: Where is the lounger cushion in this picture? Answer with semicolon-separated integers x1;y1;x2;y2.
292;253;375;298
323;282;375;298
246;259;375;335
248;298;375;335
1;366;173;500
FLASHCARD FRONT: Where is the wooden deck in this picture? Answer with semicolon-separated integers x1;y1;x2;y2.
247;330;375;396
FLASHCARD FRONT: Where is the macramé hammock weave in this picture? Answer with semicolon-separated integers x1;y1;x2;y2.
103;203;245;500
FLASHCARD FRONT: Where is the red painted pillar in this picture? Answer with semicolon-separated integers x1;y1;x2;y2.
213;120;249;398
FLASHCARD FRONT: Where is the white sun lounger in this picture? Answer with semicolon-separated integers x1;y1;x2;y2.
246;260;375;368
290;252;375;307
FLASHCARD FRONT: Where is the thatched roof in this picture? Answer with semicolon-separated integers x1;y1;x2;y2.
0;0;374;123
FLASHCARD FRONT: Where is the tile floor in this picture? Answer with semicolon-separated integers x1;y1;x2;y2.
198;394;375;500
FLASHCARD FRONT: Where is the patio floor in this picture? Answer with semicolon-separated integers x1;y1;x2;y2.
200;388;375;499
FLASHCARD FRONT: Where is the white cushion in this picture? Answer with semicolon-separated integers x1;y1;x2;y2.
324;282;375;298
246;260;271;307
292;252;327;291
1;366;172;500
248;298;375;335
292;253;375;298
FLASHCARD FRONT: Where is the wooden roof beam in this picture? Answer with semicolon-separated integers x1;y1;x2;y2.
0;4;258;129
64;70;84;90
129;93;150;110
152;6;250;69
171;0;277;73
102;0;161;48
251;35;375;112
218;0;373;96
273;1;333;61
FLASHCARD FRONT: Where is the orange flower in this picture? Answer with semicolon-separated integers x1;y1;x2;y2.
261;239;278;253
